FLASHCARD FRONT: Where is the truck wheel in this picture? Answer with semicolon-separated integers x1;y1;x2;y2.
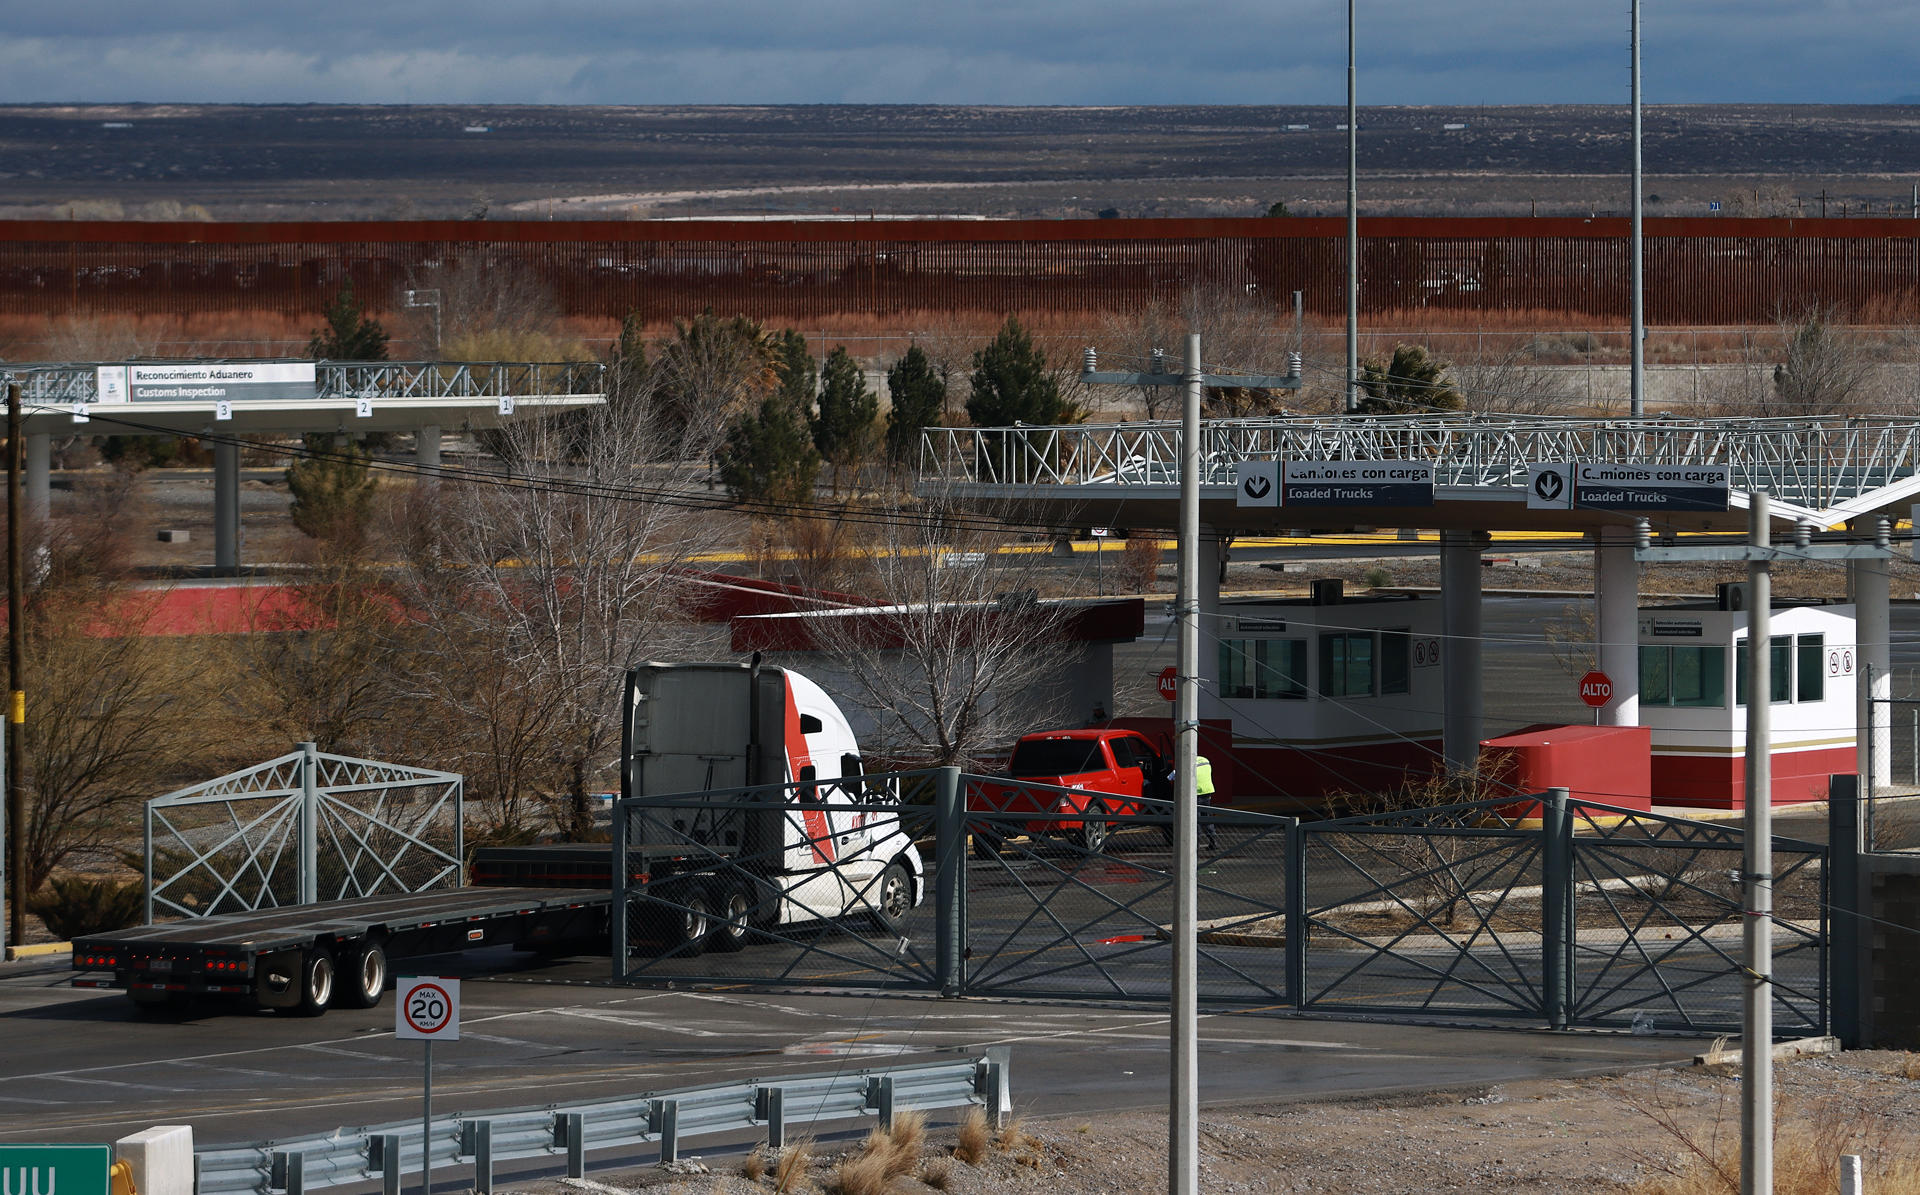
662;886;710;957
338;942;387;1009
708;879;753;953
293;947;336;1017
867;863;913;936
1077;804;1110;855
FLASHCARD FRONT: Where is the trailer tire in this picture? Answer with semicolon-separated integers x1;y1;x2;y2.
658;885;710;957
291;947;336;1017
708;879;753;953
867;863;913;936
338;941;387;1009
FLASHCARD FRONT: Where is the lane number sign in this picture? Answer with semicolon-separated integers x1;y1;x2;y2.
1578;670;1614;709
396;976;461;1041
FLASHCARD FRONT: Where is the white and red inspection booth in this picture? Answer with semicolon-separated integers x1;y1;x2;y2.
1187;581;1447;803
1635;597;1857;809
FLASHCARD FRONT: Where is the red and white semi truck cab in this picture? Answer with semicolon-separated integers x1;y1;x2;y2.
620;661;925;946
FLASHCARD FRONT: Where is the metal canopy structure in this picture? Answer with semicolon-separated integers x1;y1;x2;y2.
919;410;1911;795
7;358;607;568
920;413;1920;532
11;359;605;436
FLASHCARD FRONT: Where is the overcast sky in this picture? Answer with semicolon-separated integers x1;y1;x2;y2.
0;1;1913;106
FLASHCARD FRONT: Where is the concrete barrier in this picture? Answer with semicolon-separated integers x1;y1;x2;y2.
117;1126;194;1195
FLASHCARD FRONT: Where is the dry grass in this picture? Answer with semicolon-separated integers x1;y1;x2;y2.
953;1107;991;1166
772;1139;814;1194
829;1111;927;1195
994;1117;1029;1154
1623;1073;1920;1195
918;1158;952;1190
740;1145;767;1183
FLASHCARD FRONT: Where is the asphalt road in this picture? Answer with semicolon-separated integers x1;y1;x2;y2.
0;955;1711;1156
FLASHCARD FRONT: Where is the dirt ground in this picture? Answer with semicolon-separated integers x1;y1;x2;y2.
519;1050;1920;1195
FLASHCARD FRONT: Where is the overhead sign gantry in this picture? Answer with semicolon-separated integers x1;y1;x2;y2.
11;358;607;569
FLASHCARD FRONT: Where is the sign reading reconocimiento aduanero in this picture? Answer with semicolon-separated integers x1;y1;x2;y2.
96;362;319;404
1235;460;1435;508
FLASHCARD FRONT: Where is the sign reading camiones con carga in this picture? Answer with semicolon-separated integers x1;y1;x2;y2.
96;362;318;404
1283;460;1434;507
0;1144;113;1195
1573;463;1730;512
1234;460;1434;508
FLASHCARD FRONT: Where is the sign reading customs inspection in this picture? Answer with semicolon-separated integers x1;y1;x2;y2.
395;977;461;1041
0;1145;113;1195
95;361;319;404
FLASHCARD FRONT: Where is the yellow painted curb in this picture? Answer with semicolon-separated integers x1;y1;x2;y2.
5;941;71;960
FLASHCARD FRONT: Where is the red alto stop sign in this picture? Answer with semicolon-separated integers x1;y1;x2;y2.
1158;666;1179;701
1578;670;1614;708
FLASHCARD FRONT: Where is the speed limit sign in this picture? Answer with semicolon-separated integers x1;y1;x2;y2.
396;977;461;1041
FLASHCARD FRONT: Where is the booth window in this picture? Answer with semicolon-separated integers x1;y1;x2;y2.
1735;635;1794;705
1320;632;1375;698
1797;634;1825;702
1219;638;1307;699
1639;644;1727;708
1379;629;1412;695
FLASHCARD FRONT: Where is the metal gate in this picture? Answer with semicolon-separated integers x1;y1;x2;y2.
610;772;1827;1034
145;743;464;921
1567;803;1826;1033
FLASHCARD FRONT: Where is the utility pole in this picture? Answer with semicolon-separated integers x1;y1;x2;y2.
1344;0;1359;415
1629;0;1645;420
6;380;23;949
1169;333;1201;1195
1075;343;1298;1195
1742;490;1773;1195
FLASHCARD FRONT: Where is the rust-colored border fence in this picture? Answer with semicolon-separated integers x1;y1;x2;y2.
0;216;1915;325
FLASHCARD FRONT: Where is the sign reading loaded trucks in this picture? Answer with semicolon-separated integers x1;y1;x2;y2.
1527;462;1730;512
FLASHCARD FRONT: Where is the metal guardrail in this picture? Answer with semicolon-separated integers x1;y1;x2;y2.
7;361;605;403
920;415;1920;510
196;1052;1010;1195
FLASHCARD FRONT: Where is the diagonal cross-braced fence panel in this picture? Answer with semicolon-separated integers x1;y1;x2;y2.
145;744;463;922
1299;799;1548;1021
1566;803;1826;1034
606;770;1827;1035
961;777;1294;1003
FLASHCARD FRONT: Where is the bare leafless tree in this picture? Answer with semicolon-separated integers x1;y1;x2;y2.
390;373;722;838
13;475;199;889
1450;340;1582;415
785;491;1087;769
1093;283;1299;419
1708;305;1879;417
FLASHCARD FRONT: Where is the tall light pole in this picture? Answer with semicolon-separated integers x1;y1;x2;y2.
1629;0;1645;419
1345;0;1359;414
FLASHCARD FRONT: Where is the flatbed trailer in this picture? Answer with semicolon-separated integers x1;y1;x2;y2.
71;885;609;1016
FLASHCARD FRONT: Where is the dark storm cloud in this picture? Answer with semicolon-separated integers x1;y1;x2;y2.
0;1;1913;104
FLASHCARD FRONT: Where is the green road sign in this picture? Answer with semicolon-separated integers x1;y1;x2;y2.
0;1144;113;1195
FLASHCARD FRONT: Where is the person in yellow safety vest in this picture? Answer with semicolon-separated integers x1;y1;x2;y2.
1195;755;1218;851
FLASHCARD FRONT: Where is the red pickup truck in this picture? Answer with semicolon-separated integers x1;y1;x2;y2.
970;728;1171;856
